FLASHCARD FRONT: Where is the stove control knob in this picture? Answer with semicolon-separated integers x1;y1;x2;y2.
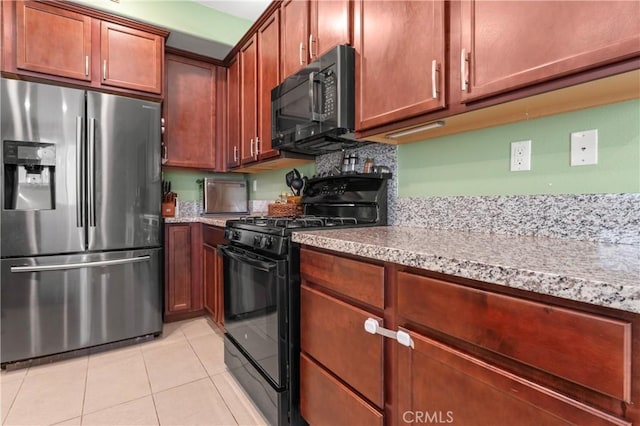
232;230;241;240
262;236;273;248
253;235;262;247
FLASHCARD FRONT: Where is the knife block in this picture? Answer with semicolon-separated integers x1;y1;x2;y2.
162;201;175;217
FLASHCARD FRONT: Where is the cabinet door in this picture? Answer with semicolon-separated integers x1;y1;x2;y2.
300;353;383;426
203;243;217;318
300;285;384;408
165;224;192;314
215;250;225;328
396;330;630;426
460;0;640;102
280;0;309;79
15;1;92;81
310;0;351;61
101;21;163;94
226;56;241;169
354;0;446;131
164;55;216;169
257;11;280;161
240;35;258;165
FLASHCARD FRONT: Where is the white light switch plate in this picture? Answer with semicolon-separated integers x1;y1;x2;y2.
571;129;598;166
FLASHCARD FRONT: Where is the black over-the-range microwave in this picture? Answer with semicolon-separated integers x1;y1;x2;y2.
271;44;368;155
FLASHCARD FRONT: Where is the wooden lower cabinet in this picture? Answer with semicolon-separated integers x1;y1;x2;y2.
396;331;629;426
298;246;638;425
164;223;203;321
202;225;226;328
300;353;383;426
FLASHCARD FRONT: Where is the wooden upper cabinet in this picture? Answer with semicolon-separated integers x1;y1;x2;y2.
310;0;351;61
460;0;640;102
354;0;446;132
226;56;241;169
257;11;280;161
3;1;165;97
281;0;351;80
280;0;309;79
240;35;258;164
164;54;216;169
101;22;163;94
15;1;92;81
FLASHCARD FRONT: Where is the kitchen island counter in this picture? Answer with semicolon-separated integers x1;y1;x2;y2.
292;226;640;314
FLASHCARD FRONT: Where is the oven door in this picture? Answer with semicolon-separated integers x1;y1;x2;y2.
219;244;287;389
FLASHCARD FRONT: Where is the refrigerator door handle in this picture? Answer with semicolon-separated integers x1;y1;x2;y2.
76;116;84;228
10;255;151;273
88;117;96;227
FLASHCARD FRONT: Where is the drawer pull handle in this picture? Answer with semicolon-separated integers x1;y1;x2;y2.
363;318;414;349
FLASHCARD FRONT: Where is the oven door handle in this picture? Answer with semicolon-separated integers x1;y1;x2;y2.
218;246;276;273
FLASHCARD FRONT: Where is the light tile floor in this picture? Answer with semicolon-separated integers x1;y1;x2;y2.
0;317;268;426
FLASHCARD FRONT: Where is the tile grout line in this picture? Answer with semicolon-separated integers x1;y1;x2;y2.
80;356;89;426
1;372;27;425
140;326;190;426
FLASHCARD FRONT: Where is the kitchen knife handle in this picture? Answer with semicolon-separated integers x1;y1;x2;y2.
88;118;96;227
431;59;438;99
76;117;84;228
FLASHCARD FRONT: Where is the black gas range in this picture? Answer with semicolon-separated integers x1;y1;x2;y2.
219;173;389;426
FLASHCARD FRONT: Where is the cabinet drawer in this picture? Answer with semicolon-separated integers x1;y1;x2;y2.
300;353;383;426
202;225;226;246
300;247;384;309
396;330;630;426
397;271;632;401
301;285;383;407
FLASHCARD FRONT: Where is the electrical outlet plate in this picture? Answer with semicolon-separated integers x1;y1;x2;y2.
252;180;258;192
510;140;531;171
571;129;598;166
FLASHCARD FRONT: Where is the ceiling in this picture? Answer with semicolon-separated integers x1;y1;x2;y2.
193;0;271;22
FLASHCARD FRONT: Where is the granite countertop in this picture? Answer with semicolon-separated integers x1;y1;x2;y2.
164;215;247;227
292;226;640;314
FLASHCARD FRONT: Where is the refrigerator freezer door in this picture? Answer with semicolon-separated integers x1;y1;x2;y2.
86;92;161;251
1;78;86;257
0;248;163;364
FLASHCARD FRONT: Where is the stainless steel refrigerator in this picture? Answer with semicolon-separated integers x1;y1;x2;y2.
0;78;163;365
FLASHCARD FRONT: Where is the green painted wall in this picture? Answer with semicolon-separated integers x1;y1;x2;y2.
398;100;640;197
71;0;250;46
248;163;316;200
162;170;245;202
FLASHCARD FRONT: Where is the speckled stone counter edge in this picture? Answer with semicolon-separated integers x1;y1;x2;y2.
394;193;640;245
292;231;640;314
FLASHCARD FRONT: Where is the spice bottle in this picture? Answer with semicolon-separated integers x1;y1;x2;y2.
363;158;375;173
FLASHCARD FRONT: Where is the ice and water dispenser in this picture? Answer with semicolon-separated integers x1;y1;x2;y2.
3;140;56;210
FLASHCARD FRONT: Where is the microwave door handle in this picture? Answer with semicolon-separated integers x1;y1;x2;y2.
308;72;324;122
